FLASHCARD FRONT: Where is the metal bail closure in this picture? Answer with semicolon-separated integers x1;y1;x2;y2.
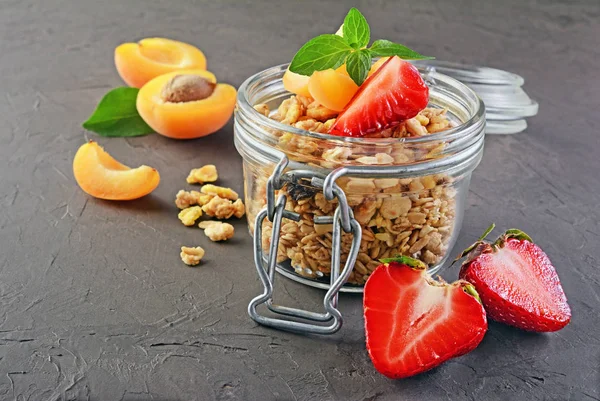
247;156;362;335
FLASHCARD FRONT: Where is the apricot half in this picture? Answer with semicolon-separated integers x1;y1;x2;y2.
115;38;207;88
308;69;359;112
137;69;236;139
73;141;160;200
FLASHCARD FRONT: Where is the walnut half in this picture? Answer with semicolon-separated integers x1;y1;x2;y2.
199;221;235;241
180;246;205;266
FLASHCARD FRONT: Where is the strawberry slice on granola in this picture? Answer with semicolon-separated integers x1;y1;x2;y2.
329;56;429;137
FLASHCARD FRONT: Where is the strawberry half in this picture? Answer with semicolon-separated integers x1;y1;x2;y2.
329;56;429;137
364;256;487;379
458;225;571;332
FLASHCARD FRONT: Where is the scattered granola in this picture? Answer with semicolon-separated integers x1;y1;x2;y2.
176;167;246;266
199;221;235;241
200;184;238;200
178;206;203;226
247;95;457;285
187;165;218;184
180;246;205;266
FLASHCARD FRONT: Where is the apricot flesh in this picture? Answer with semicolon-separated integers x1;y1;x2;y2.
73;141;160;200
282;69;311;98
308;69;359;112
115;38;207;88
137;69;236;139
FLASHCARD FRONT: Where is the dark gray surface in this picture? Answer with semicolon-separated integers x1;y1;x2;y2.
0;0;599;400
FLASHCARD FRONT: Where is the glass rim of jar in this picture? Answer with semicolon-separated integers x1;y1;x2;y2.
236;62;486;146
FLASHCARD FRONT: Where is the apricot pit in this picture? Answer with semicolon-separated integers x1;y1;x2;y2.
161;75;216;103
137;69;236;139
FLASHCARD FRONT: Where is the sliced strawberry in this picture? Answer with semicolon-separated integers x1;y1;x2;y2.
458;226;571;332
364;256;487;379
329;56;429;137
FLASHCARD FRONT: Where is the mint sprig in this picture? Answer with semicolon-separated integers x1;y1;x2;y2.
289;8;434;86
288;34;353;76
82;87;154;137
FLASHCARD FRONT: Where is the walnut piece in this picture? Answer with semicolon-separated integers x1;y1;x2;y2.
306;102;337;121
202;196;245;219
175;190;214;209
356;153;395;165
178;206;203;226
380;196;412;219
180;246;205;266
253;103;270;117
199;221;235;241
280;96;304;125
187;165;218;184
200;184;238;200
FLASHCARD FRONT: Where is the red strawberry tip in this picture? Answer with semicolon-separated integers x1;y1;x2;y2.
379;255;427;270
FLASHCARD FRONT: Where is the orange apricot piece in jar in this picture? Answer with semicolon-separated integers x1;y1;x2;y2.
73;141;160;200
335;64;351;78
136;69;236;139
282;69;311;98
308;69;359;112
115;38;207;88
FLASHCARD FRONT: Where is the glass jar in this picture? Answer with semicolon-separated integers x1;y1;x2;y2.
234;63;485;293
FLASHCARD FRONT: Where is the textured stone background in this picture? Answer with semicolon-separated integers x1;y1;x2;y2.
0;0;598;400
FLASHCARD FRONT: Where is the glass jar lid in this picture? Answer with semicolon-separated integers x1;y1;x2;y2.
414;60;539;135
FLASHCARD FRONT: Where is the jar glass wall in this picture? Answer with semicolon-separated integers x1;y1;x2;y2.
235;64;485;291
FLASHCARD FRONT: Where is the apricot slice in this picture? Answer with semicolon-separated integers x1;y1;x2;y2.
115;38;207;88
335;64;351;78
369;57;390;77
73;141;160;200
282;69;311;98
308;69;359;112
136;69;236;139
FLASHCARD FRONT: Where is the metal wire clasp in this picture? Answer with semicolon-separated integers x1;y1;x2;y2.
248;156;362;334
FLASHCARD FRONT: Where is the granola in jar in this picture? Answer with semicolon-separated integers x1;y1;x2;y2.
245;96;457;285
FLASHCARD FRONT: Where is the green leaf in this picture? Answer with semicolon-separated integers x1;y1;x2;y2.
370;39;434;60
345;49;371;86
502;228;533;243
82;87;154;137
289;34;353;76
342;8;370;49
452;223;496;264
379;255;427;269
461;282;482;304
478;223;496;241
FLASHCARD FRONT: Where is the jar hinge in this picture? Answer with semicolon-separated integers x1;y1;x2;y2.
248;155;362;334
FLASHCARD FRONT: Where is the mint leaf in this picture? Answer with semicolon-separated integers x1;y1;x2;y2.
289;34;353;76
346;49;371;85
370;39;434;60
343;8;370;49
82;87;154;137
